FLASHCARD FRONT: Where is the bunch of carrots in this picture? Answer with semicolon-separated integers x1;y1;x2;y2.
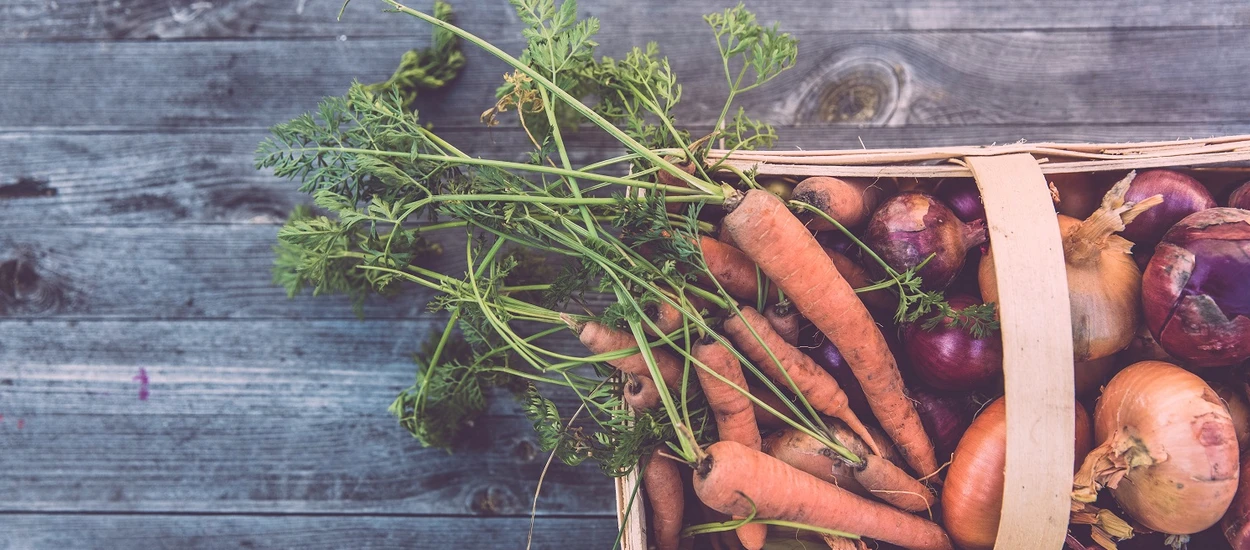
260;1;1250;549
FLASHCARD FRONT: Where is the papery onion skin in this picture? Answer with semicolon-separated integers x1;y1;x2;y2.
909;387;976;461
1214;383;1250;451
1141;208;1250;367
1082;361;1239;535
902;295;1003;391
1120;169;1216;248
1229;181;1250;210
864;192;988;291
1222;456;1250;549
1051;172;1115;220
943;398;1092;550
933;178;985;223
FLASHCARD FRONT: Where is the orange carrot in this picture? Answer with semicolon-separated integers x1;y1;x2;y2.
763;423;900;499
822;246;894;313
698;236;761;301
792;176;893;231
693;441;953;550
763;302;804;346
852;454;935;513
623;373;661;411
643;299;685;337
724;306;881;457
692;337;768;549
723;190;938;478
578;321;683;389
643;448;685;550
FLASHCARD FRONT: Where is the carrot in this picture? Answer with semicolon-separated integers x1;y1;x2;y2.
852;454;935;513
693;441;954;550
762;423;899;499
578;321;683;389
692;337;768;550
792;176;893;231
698;236;761;301
723;190;938;478
724;306;881;458
623;373;661;411
763;302;804;346
643;299;685;337
643;448;685;550
822;246;894;313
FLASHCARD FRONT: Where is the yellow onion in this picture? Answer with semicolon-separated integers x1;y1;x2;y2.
1073;361;1239;538
980;172;1161;362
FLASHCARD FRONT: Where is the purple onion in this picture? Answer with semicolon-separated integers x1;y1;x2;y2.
1229;180;1250;210
1120;169;1216;248
863;192;988;291
814;230;855;256
933;178;985;223
909;387;976;460
902;295;1003;391
1142;208;1250;367
801;325;872;422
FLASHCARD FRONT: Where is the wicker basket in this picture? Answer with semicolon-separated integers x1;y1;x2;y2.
616;136;1250;550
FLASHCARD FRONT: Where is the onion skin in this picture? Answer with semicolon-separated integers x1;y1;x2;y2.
1120;169;1216;248
1073;355;1119;398
1051;172;1116;220
1222;456;1250;549
909;388;976;461
803;328;873;421
943;398;1092;550
1213;382;1250;451
865;192;988;291
1075;361;1239;536
933;178;985;223
1230;181;1250;210
902;295;1003;391
1141;208;1250;367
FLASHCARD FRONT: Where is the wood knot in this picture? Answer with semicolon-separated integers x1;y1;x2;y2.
0;254;71;316
469;485;520;516
794;57;905;125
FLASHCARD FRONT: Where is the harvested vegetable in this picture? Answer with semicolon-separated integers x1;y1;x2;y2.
698;235;763;302
982;172;1162;362
1119;169;1216;249
804;328;872;422
1141;208;1250;367
763;302;804;346
1073;355;1118;398
1050;172;1116;220
693;440;954;550
578;321;684;389
864;192;988;291
933;178;985;223
945;398;1092;550
902;294;1002;391
624;373;661;411
1214;382;1250;451
762;423;899;499
792;176;894;231
1073;361;1239;539
644;448;686;550
1230;180;1250;210
724;190;938;478
1223;456;1250;549
909;387;976;461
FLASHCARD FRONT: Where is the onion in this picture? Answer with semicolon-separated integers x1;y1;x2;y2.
909;387;976;460
1214;382;1250;451
1073;355;1119;398
1122;323;1181;365
933;178;985;223
1073;361;1239;538
944;398;1093;550
864;192;988;291
1230;180;1250;210
1119;169;1216;249
1222;456;1250;549
901;294;1003;391
1142;208;1250;367
1051;172;1116;220
981;173;1161;362
802;326;873;421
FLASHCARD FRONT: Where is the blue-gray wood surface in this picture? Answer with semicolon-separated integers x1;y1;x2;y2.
2;1;1248;548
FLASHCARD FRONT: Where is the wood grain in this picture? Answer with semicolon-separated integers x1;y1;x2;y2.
7;125;1250;228
5;30;1250;131
3;0;1248;42
0;515;618;549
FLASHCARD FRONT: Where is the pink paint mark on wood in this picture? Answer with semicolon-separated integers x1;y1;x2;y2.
16;418;24;430
0;414;4;423
133;368;150;401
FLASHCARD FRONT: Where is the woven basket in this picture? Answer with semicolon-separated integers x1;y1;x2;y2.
616;136;1250;550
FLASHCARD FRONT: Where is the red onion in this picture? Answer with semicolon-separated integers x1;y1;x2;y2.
1230;180;1250;210
909;387;976;460
1223;456;1250;549
801;324;872;421
863;192;988;290
1050;172;1116;220
1142;208;1250;367
1120;169;1216;248
902;295;1003;391
933;178;985;223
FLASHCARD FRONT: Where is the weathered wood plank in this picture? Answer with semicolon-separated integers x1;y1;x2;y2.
4;30;1250;131
0;225;616;320
3;0;1249;42
0;515;619;549
0;318;588;416
6;125;1250;228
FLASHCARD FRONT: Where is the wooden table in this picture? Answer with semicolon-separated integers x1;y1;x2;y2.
2;1;1248;547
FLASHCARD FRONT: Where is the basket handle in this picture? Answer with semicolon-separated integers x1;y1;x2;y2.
966;154;1075;550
